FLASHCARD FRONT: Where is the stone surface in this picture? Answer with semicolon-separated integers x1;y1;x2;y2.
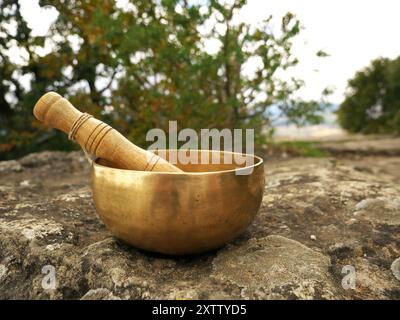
319;137;400;156
0;150;399;299
211;236;336;299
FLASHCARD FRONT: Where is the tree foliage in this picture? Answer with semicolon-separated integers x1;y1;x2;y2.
0;0;327;159
338;56;400;134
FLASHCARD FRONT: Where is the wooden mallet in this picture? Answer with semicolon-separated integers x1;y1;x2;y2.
33;92;182;173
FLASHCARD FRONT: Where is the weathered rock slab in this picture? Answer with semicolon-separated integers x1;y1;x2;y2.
212;235;336;299
320;137;400;156
0;151;399;299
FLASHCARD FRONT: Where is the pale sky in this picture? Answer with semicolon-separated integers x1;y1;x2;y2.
18;0;400;104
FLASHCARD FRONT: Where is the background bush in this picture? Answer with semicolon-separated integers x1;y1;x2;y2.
0;0;328;160
338;56;400;135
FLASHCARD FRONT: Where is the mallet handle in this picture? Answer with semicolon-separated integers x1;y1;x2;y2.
33;92;182;173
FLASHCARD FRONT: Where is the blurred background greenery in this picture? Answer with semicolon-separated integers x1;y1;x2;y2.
0;0;399;161
338;56;400;135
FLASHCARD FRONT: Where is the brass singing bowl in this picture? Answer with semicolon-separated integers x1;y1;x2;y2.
91;150;265;255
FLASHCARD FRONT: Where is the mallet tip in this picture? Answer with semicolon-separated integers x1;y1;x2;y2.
33;91;62;122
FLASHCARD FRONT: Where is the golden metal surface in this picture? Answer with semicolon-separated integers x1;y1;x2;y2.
91;150;265;255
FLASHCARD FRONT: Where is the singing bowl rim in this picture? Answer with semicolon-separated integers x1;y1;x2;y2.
92;149;264;174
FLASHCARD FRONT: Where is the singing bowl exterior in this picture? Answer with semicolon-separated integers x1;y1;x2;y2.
90;150;265;255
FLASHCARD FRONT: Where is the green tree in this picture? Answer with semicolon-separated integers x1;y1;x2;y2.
110;0;328;146
0;0;40;155
338;56;400;134
1;0;328;159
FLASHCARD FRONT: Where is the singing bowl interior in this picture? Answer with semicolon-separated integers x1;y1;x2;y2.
91;150;265;255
